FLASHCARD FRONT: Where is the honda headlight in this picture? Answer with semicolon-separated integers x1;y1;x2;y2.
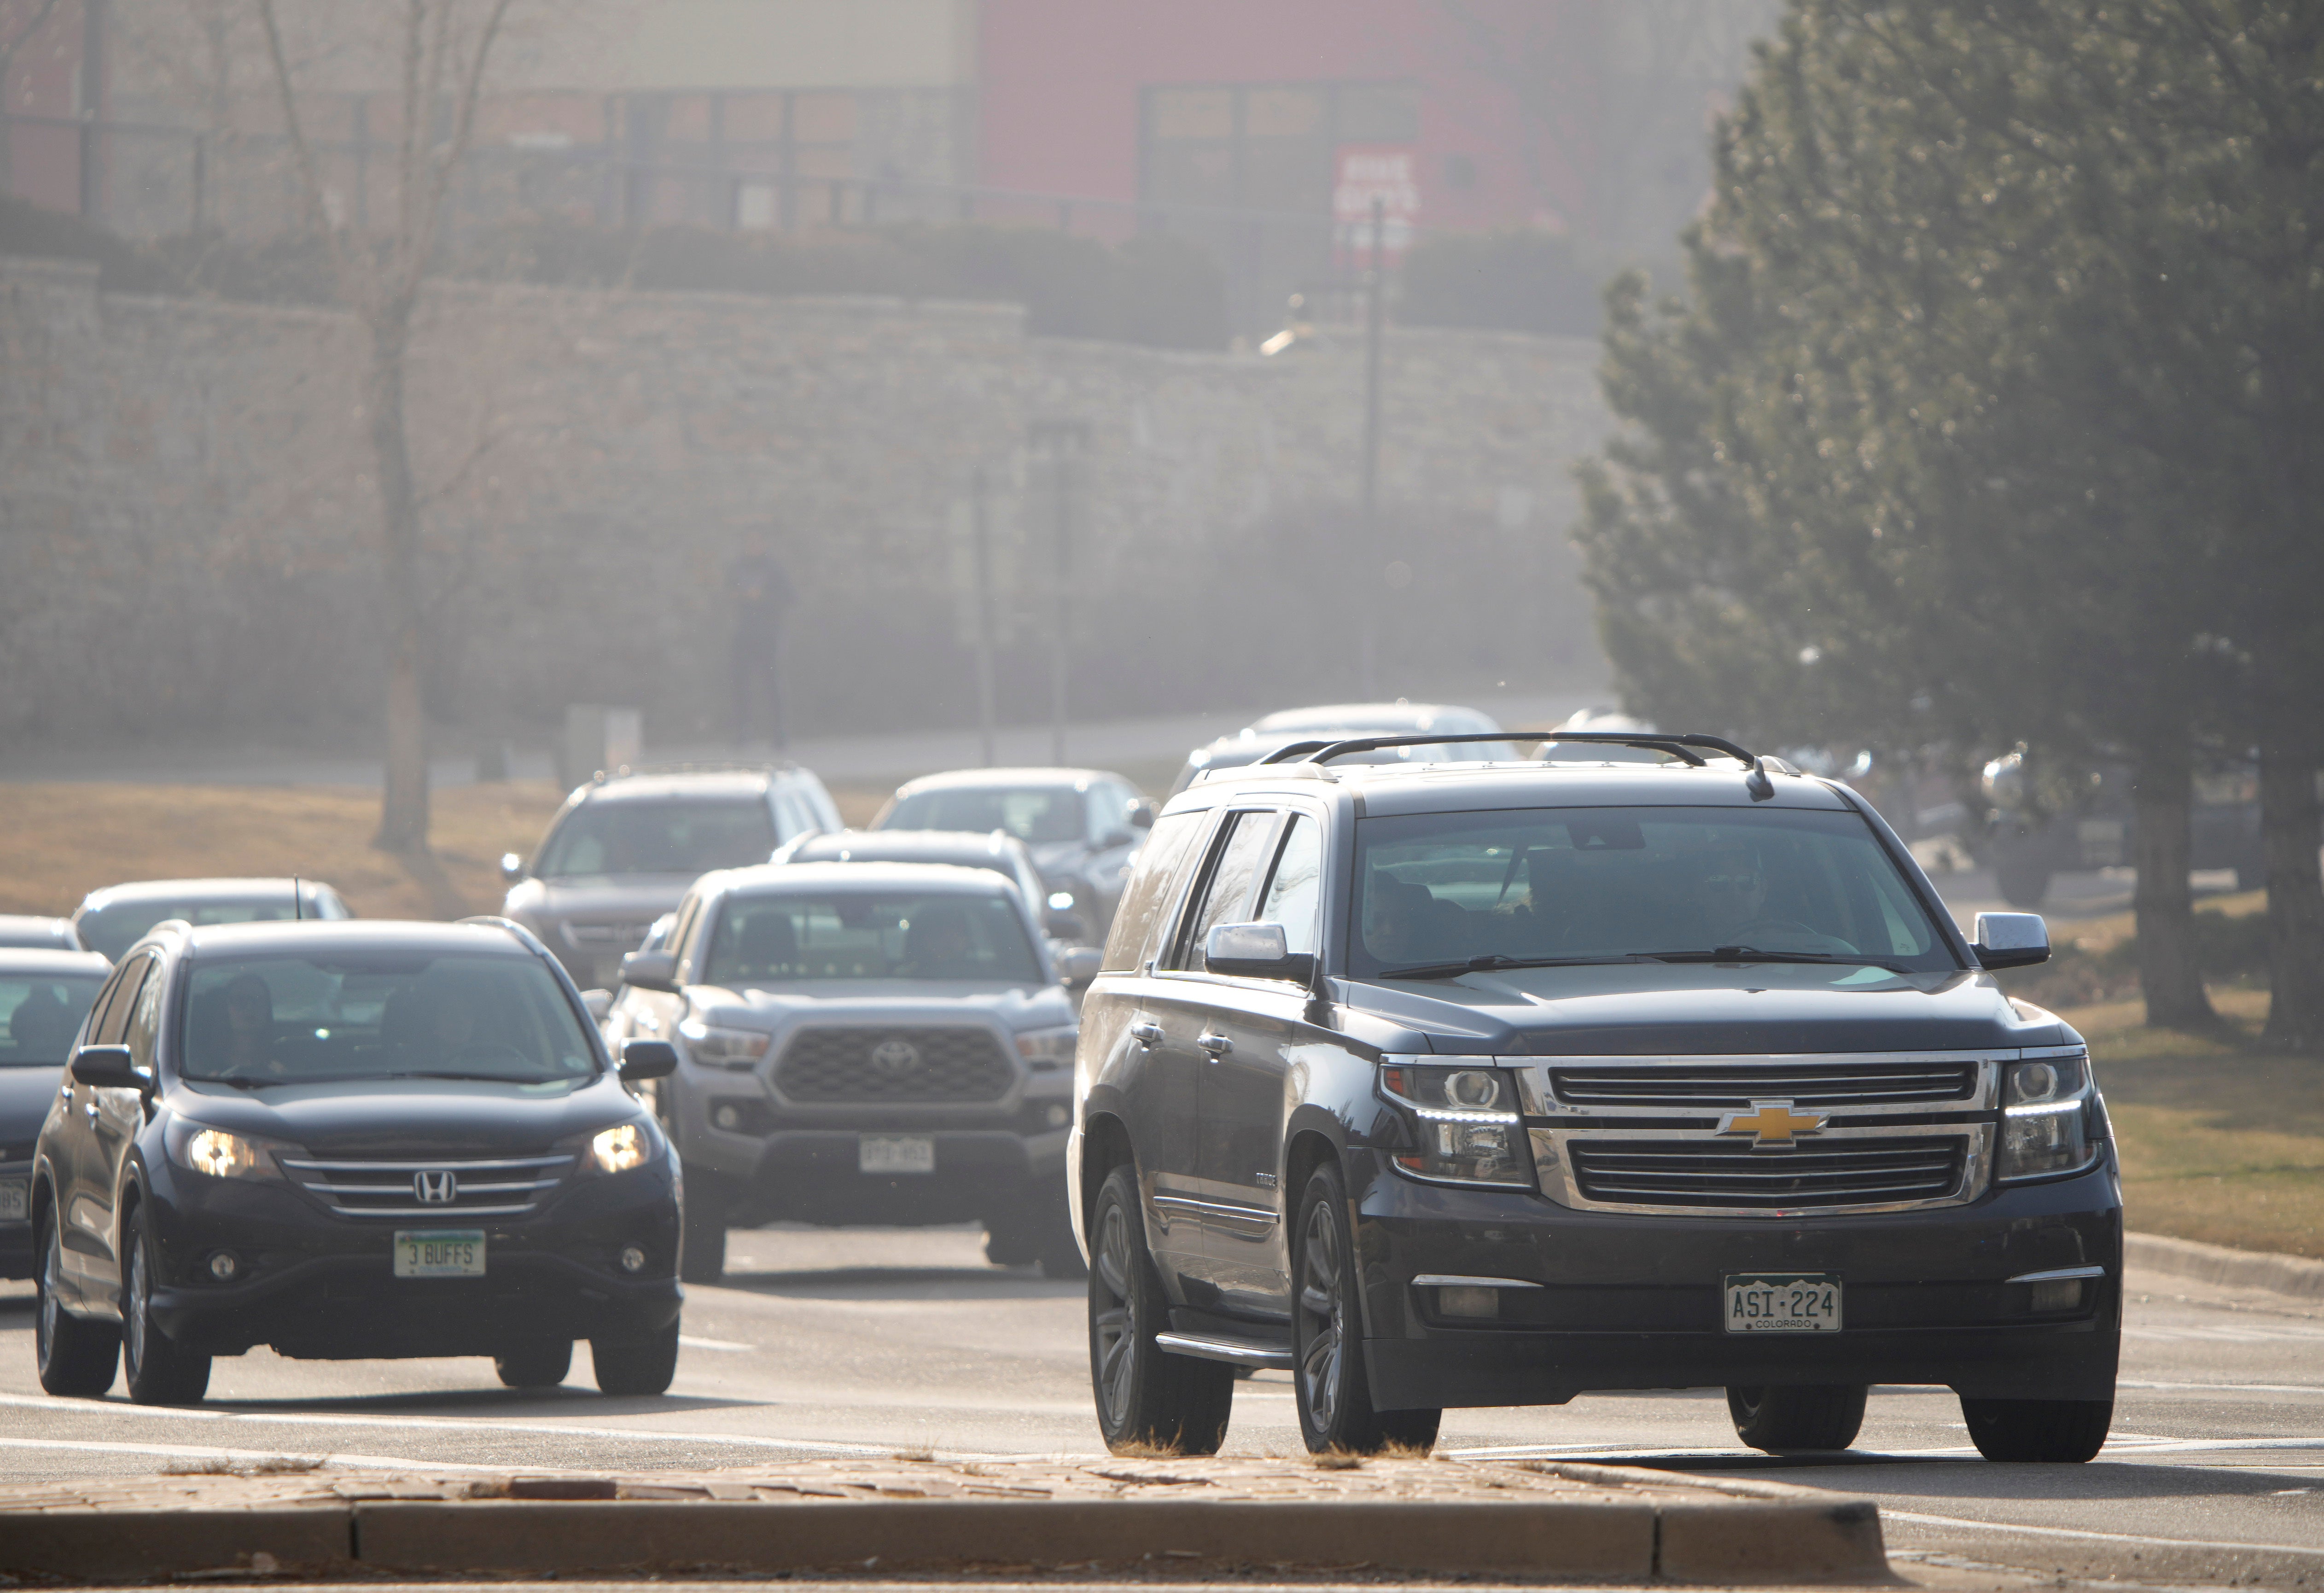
1013;1024;1079;1070
1997;1054;2099;1181
590;1122;651;1174
678;1021;771;1069
1379;1061;1531;1187
167;1121;290;1180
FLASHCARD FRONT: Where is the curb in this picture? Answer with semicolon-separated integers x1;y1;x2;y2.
0;1476;1887;1585
2127;1230;2324;1303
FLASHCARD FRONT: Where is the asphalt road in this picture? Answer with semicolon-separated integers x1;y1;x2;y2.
3;1227;2321;1587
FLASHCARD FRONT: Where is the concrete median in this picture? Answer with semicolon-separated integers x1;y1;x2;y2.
0;1454;1888;1584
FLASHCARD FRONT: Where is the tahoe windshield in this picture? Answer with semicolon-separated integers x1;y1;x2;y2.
1352;807;1954;977
704;892;1042;986
536;799;775;878
181;953;597;1086
0;975;106;1066
883;788;1086;844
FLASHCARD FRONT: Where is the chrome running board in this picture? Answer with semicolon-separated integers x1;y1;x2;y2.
1154;1331;1293;1370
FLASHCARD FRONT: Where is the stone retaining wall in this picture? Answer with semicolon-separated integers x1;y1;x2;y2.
0;254;1611;744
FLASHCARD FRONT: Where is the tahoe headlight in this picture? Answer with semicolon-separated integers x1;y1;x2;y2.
1014;1024;1079;1070
1997;1054;2100;1181
1379;1060;1532;1186
590;1122;651;1174
678;1021;771;1069
167;1121;291;1180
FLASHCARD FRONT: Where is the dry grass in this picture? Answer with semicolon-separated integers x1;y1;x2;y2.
2068;987;2324;1261
0;781;564;921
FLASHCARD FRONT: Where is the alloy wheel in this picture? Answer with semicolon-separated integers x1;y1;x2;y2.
37;1219;63;1368
124;1225;151;1381
1297;1198;1344;1433
1091;1202;1136;1427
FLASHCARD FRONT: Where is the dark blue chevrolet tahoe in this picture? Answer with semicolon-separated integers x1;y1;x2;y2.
1069;732;2116;1461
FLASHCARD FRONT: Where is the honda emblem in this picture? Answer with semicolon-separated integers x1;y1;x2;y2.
414;1169;458;1204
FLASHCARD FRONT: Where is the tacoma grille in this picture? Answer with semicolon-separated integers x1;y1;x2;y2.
1567;1135;1968;1210
776;1027;1013;1103
280;1153;574;1219
1552;1061;1976;1110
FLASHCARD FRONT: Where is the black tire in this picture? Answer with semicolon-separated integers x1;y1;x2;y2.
1726;1384;1867;1452
35;1204;119;1398
1291;1164;1441;1455
121;1206;211;1406
1960;1395;2113;1462
679;1178;728;1285
592;1319;680;1396
1087;1164;1232;1454
984;1219;1041;1268
495;1340;573;1389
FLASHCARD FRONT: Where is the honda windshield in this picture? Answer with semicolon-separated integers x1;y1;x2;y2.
180;953;597;1086
1352;807;1956;978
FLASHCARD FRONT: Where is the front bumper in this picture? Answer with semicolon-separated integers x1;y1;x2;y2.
731;1128;1070;1225
1352;1151;2121;1409
142;1157;681;1359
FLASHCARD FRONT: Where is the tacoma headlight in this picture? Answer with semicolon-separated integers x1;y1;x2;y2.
678;1021;771;1069
1014;1024;1078;1069
1379;1061;1531;1186
590;1122;651;1174
1998;1054;2099;1181
167;1122;290;1180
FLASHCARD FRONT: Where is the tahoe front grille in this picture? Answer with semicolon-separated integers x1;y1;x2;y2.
1567;1135;1969;1211
776;1027;1013;1103
1551;1061;1977;1110
280;1153;575;1219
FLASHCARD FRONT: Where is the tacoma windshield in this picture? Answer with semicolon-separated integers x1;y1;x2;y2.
1352;807;1955;977
180;953;596;1085
536;799;775;878
704;892;1042;986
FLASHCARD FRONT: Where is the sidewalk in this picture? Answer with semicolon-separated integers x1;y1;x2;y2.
0;1452;1886;1584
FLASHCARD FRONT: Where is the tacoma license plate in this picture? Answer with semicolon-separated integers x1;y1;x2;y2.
394;1230;485;1278
859;1135;935;1175
1724;1273;1841;1332
0;1179;24;1222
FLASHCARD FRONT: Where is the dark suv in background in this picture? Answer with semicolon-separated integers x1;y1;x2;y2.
873;768;1151;946
1072;731;2117;1463
503;765;842;988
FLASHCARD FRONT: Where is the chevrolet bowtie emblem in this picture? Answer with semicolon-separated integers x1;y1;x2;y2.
1717;1100;1828;1148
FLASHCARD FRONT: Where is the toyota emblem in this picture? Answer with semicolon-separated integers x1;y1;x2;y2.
869;1038;922;1076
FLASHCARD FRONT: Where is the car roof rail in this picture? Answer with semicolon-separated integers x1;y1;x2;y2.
1256;730;1762;769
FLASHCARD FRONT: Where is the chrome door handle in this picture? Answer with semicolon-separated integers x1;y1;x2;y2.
1129;1020;1164;1049
82;1102;99;1122
1197;1032;1233;1058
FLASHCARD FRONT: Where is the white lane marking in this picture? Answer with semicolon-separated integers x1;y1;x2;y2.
0;1435;509;1471
1886;1509;2324;1560
0;1391;953;1459
2123;1380;2324;1395
2128;1325;2324;1342
1451;1434;2324;1463
677;1335;755;1352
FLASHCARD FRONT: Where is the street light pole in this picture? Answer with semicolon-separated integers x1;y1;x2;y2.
1359;194;1386;699
971;465;997;767
1028;419;1087;767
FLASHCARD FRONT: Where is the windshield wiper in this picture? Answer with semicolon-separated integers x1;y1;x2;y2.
1639;947;1917;973
187;1075;285;1090
1378;954;1643;981
375;1070;535;1082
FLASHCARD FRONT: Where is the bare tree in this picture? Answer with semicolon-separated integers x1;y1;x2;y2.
247;0;515;853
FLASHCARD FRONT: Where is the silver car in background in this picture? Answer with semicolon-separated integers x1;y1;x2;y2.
70;878;351;965
871;768;1152;945
502;764;841;988
1169;701;1519;795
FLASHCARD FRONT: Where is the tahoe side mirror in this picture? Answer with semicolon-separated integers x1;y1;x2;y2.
70;1044;152;1094
619;1039;679;1081
1972;911;2050;971
500;852;527;884
1205;922;1317;984
619;949;681;994
1055;945;1103;986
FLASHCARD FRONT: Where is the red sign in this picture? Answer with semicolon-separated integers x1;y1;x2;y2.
1334;145;1419;260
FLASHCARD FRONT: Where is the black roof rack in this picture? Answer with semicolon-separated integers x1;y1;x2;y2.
1255;730;1761;769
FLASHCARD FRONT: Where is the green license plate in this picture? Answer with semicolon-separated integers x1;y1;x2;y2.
394;1229;485;1278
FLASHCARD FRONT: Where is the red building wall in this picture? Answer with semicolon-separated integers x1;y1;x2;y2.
975;0;1608;240
0;0;95;215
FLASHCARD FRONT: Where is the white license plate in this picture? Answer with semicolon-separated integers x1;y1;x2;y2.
859;1135;936;1175
1724;1273;1841;1332
394;1230;486;1278
0;1180;25;1222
